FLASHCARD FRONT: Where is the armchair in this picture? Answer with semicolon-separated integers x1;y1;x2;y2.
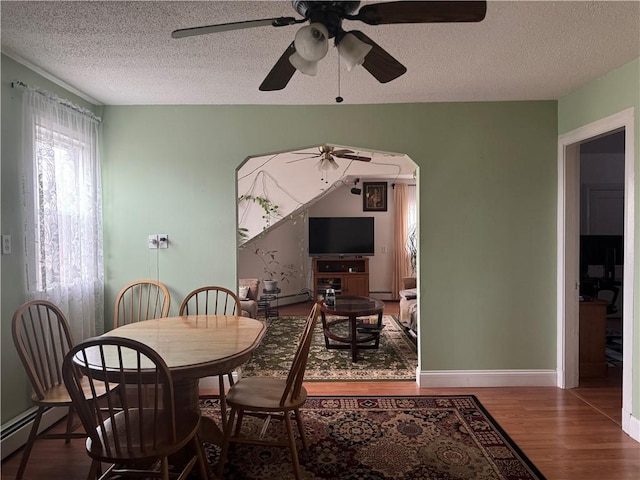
399;277;418;334
239;278;260;318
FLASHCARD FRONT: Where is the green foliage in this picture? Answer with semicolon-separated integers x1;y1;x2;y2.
253;247;296;284
238;194;281;229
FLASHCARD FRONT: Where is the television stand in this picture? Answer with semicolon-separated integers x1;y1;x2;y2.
312;257;369;300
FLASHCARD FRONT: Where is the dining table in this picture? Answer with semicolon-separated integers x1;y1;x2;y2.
100;314;266;445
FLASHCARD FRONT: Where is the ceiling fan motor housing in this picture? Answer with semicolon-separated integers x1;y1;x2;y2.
292;1;360;38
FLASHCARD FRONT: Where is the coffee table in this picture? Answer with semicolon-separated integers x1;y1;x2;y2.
320;295;385;362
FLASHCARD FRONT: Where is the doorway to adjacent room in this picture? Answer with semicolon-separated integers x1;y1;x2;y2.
557;108;635;434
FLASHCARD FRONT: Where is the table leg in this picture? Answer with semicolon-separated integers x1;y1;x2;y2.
172;378;218;479
350;315;358;362
374;312;383;349
173;378;201;414
321;312;331;349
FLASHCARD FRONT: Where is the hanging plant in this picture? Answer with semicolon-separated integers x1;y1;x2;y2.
238;194;281;229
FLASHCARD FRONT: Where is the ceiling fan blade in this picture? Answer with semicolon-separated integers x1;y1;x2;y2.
171;17;299;38
335;153;372;162
351;1;487;25
331;149;354;156
259;43;297;91
350;31;406;83
286;154;319;164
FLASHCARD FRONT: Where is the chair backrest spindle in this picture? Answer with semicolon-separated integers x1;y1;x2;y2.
280;303;319;405
114;280;171;327
63;336;176;460
12;300;75;401
179;286;242;316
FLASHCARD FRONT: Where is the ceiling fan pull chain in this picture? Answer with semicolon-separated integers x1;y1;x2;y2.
336;49;344;103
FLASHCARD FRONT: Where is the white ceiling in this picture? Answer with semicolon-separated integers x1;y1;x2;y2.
1;1;639;106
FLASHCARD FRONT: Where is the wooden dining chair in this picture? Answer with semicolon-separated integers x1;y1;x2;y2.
217;303;320;480
179;285;242;316
113;279;170;327
11;300;110;480
179;285;243;426
62;336;209;480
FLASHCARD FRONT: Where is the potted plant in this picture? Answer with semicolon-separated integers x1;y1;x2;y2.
254;247;296;292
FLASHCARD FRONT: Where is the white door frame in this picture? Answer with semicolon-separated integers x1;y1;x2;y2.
557;107;635;438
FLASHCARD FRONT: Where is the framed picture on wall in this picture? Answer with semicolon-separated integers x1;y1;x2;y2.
363;182;387;212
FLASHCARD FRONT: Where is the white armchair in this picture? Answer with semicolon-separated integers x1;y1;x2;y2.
239;278;260;318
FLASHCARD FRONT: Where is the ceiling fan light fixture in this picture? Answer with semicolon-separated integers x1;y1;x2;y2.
315;157;340;171
289;51;319;76
315;158;328;171
293;23;329;62
337;32;372;71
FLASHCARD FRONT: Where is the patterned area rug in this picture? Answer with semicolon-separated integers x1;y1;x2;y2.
239;315;417;381
202;395;546;480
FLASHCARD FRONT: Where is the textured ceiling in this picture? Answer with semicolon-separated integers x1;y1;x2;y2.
1;0;639;106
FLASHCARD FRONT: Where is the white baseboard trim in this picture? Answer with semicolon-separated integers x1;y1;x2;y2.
417;369;558;388
275;292;312;307
622;408;640;442
369;291;394;301
0;406;67;460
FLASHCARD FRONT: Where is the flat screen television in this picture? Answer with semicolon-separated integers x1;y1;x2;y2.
309;217;375;257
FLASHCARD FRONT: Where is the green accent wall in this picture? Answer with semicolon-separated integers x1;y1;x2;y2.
559;57;640;417
100;101;558;372
8;54;636;434
1;50;560;424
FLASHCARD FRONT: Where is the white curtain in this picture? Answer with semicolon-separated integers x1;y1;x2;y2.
22;87;104;339
392;183;410;299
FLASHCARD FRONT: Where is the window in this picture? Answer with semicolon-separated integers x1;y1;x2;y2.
22;87;104;338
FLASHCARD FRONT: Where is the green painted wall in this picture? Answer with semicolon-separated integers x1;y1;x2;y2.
100;101;558;373
559;57;640;417
3;46;638;437
2;52;561;423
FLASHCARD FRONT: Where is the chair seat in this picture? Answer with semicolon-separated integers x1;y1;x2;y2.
87;407;200;463
34;377;110;405
226;377;308;412
218;304;319;480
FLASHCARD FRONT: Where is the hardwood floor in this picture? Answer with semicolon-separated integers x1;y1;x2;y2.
2;301;638;480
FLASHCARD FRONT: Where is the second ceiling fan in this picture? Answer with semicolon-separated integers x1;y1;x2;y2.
287;145;372;172
172;1;487;91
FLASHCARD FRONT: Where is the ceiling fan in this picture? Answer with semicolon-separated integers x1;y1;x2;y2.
287;145;372;172
172;1;487;91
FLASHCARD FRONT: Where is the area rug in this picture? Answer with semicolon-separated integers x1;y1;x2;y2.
201;395;546;480
239;315;418;381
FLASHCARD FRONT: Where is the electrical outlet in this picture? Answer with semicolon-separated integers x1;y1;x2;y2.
2;234;11;255
148;234;159;249
158;234;169;249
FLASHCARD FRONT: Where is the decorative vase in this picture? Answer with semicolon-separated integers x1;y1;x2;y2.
263;279;278;292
